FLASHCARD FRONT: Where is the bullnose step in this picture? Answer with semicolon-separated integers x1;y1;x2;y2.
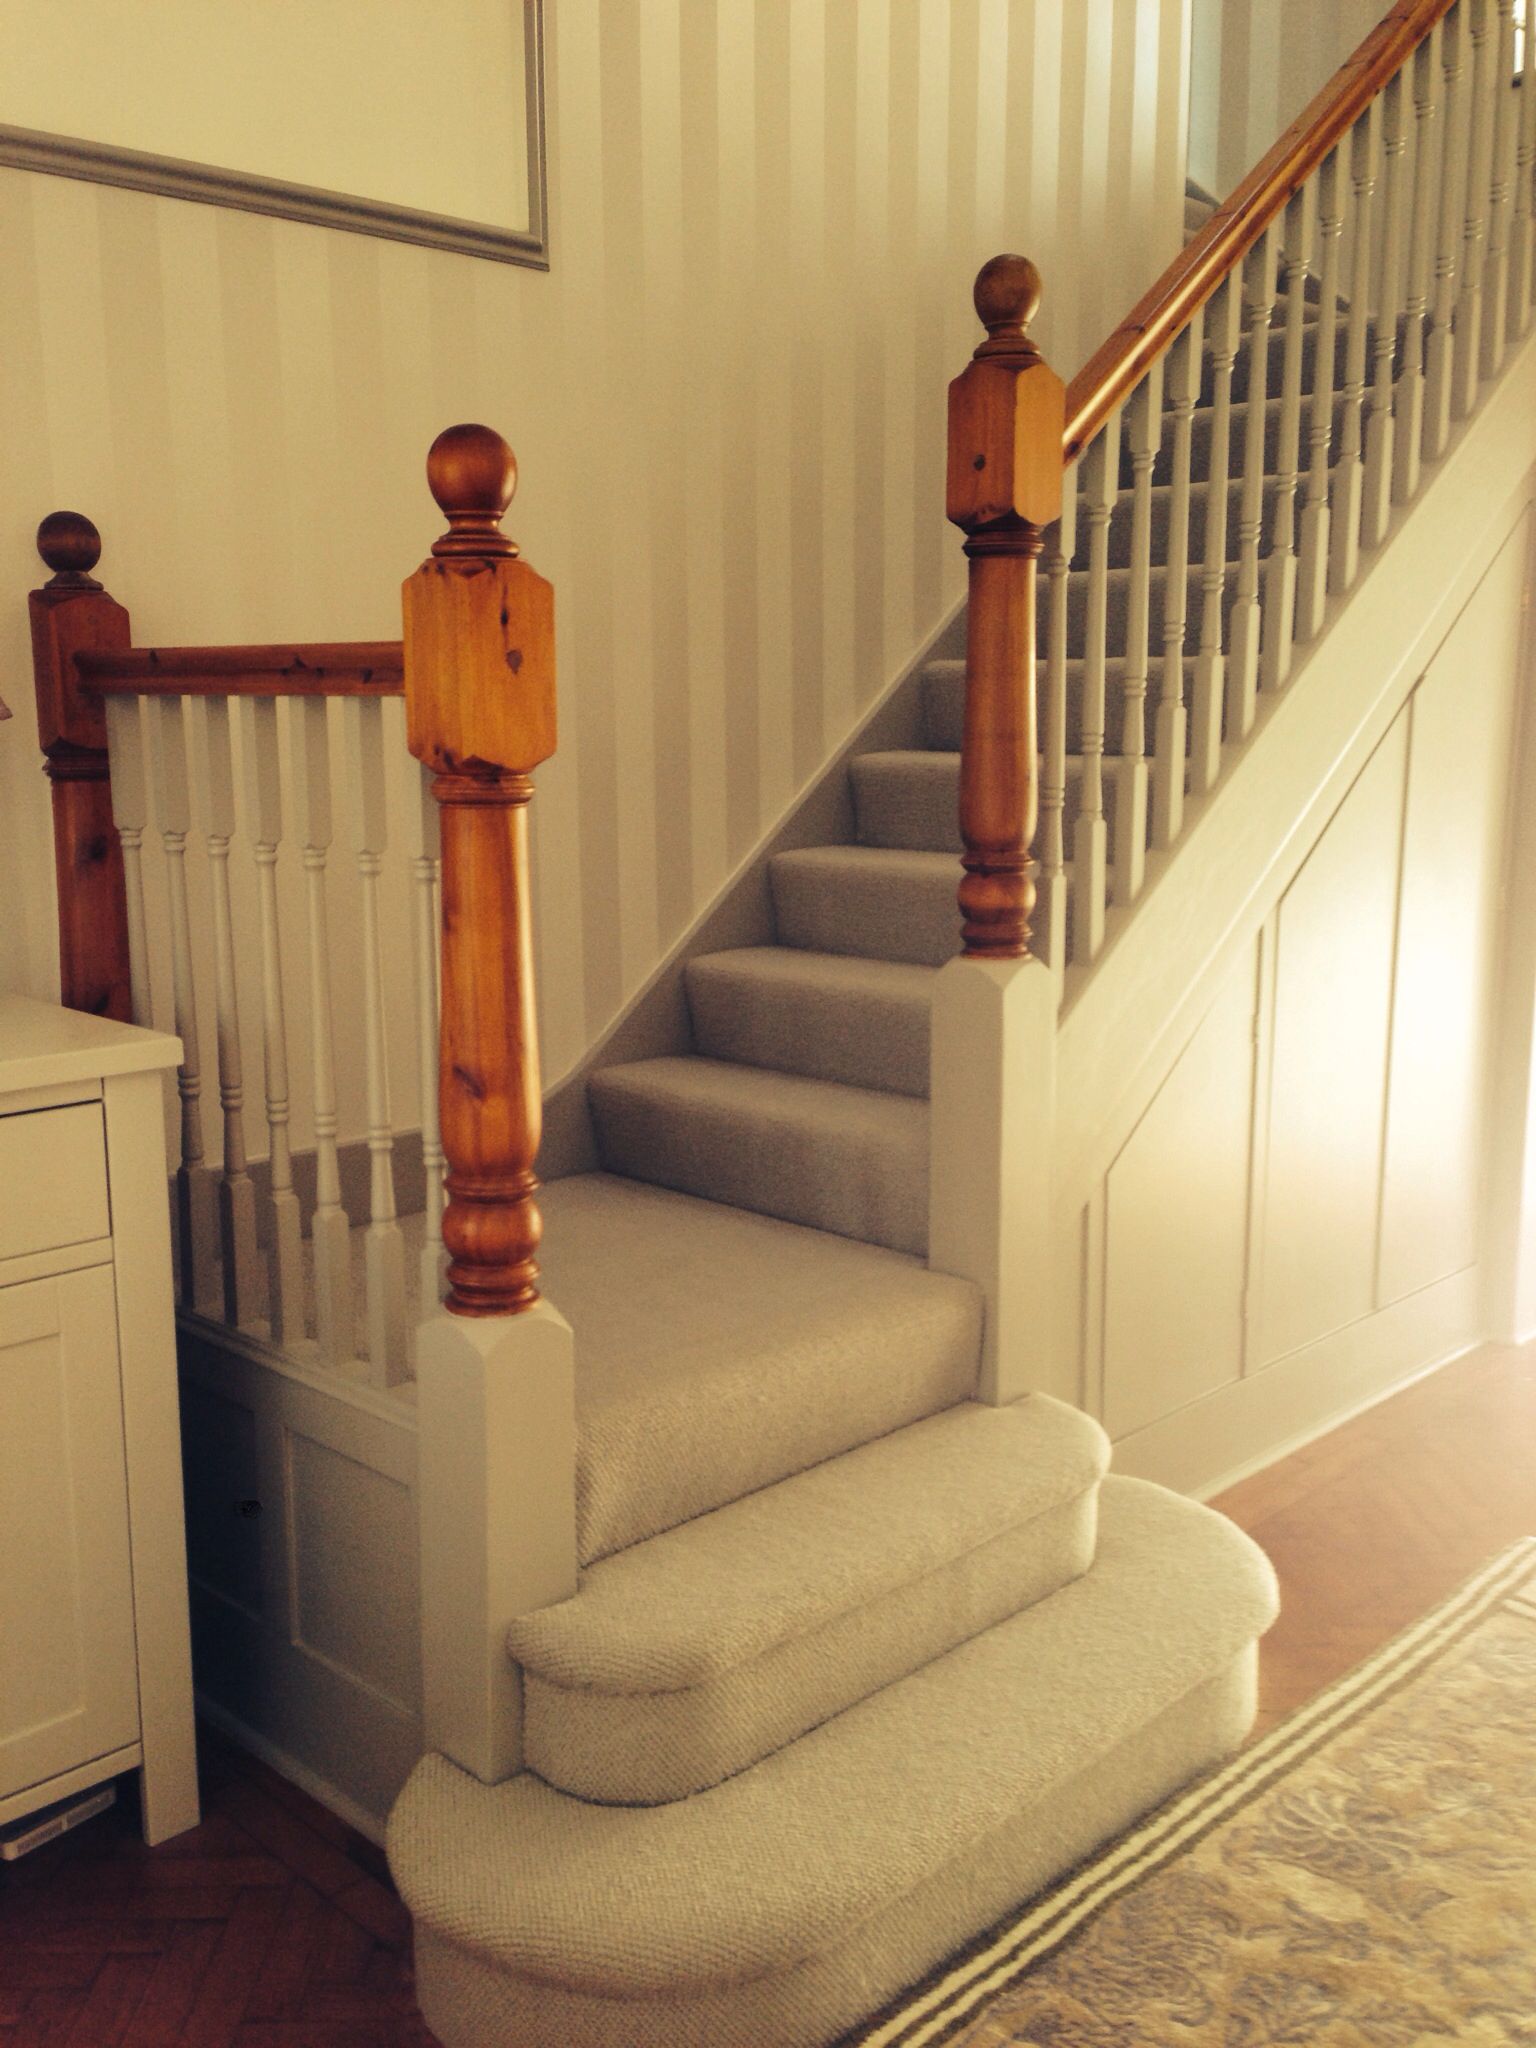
508;1393;1110;1803
685;946;934;1097
391;1477;1279;2048
588;1055;930;1255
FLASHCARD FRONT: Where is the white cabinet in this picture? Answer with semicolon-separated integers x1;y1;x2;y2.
0;999;199;1845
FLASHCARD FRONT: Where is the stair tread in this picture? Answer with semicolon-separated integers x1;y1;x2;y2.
390;1476;1277;2000
539;1173;981;1565
508;1394;1108;1693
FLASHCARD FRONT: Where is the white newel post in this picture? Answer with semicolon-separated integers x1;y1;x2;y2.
403;424;578;1785
929;954;1062;1407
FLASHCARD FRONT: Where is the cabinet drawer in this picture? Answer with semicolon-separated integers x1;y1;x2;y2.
0;1103;109;1262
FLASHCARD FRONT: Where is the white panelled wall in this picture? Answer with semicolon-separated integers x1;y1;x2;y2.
0;0;1192;1159
1085;507;1533;1491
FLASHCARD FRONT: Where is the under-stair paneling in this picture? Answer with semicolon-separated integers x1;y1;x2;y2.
1252;713;1409;1369
1101;949;1257;1439
1377;520;1529;1308
0;0;1192;1107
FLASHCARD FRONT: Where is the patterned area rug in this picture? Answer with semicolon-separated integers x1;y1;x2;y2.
847;1540;1536;2048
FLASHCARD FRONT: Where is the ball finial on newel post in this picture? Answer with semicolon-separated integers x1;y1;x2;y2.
971;254;1044;363
36;511;104;592
426;423;519;559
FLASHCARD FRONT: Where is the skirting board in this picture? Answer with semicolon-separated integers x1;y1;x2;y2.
1113;1265;1482;1502
194;1692;389;1848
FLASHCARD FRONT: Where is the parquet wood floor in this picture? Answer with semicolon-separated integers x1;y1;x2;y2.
2;1337;1530;2043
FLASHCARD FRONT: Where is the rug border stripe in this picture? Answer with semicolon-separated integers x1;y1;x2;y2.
848;1537;1536;2048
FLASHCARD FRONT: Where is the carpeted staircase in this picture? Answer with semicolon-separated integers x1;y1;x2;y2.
386;199;1294;2048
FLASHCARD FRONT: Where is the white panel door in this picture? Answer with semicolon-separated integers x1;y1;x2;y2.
1103;949;1258;1438
1378;523;1529;1304
0;1269;140;1800
1257;710;1409;1365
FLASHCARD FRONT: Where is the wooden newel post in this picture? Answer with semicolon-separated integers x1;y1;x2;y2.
29;512;134;1020
946;256;1065;959
402;425;555;1319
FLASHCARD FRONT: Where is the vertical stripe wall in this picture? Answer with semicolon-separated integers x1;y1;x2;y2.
0;0;1190;1115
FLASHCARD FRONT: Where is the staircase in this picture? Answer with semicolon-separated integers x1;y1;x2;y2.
387;1;1533;2040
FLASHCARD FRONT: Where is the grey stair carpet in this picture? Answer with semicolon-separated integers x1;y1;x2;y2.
391;1478;1279;2048
508;1394;1108;1803
685;946;934;1097
537;1174;981;1564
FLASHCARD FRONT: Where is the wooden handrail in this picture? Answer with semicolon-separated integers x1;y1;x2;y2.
402;424;555;1319
77;643;403;696
1065;0;1458;460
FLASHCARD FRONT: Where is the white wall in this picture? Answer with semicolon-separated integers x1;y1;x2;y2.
1188;0;1383;197
1;0;1191;1150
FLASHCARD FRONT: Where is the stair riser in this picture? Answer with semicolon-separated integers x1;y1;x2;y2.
1196;314;1355;409
923;661;1198;762
686;961;931;1098
771;855;959;969
590;1067;930;1256
855;756;1151;858
522;1487;1099;1804
1109;388;1352;492
1096;474;1284;572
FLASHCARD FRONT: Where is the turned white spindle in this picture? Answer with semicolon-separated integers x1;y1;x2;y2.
291;699;354;1369
1396;29;1443;504
104;696;153;1028
1331;106;1379;595
1482;0;1519;372
1299;147;1345;639
1192;272;1242;792
151;697;218;1308
406;758;446;1310
1154;310;1201;849
201;696;262;1329
1073;415;1120;965
242;696;304;1349
1227;221;1278;739
1263;187;1314;692
1364;71;1411;548
1513;0;1536;334
1455;0;1496;417
1115;363;1161;907
1428;9;1472;455
1039;466;1078;977
346;696;409;1388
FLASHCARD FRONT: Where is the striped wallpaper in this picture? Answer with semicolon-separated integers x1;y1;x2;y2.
1;0;1190;1136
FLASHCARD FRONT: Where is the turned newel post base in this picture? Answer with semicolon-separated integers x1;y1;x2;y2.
947;256;1065;964
958;533;1045;957
433;767;544;1317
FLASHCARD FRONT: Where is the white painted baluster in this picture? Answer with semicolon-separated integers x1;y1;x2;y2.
406;758;446;1311
346;696;409;1387
1331;105;1379;595
1364;71;1411;548
243;697;304;1349
1155;310;1201;850
1192;272;1242;792
1396;28;1443;505
1227;220;1278;738
292;699;355;1369
1513;0;1536;334
1428;7;1472;456
1073;414;1119;965
1263;187;1314;693
104;696;153;1028
1482;0;1519;373
201;696;262;1329
1299;146;1345;639
1115;363;1161;907
1038;464;1078;978
151;698;218;1308
1455;0;1495;417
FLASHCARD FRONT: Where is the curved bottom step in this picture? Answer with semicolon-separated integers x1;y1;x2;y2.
390;1478;1277;2048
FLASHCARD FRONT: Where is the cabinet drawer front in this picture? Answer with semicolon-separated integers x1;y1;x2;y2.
0;1104;109;1262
